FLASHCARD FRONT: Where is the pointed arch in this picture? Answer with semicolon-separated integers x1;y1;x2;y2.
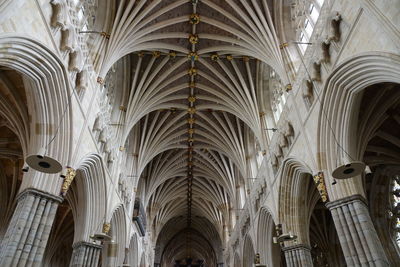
67;154;109;243
257;207;282;267
277;158;319;244
243;234;256;267
318;52;400;200
0;35;73;194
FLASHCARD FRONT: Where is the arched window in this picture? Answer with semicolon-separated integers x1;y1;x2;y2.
270;70;287;122
292;0;325;53
70;0;96;31
390;175;400;247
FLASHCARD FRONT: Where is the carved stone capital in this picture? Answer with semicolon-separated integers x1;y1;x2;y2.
325;194;368;210
17;188;63;203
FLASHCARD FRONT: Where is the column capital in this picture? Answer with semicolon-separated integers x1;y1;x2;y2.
282;244;311;252
16;188;63;203
72;241;102;249
325;194;367;210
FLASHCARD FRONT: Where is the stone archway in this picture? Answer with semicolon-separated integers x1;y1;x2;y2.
355;82;400;265
257;207;283;267
243;235;255;267
319;53;400;266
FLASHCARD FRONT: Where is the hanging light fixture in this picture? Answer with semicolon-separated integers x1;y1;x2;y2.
273;231;297;243
332;161;366;179
26;147;63;174
25;84;77;174
90;222;112;242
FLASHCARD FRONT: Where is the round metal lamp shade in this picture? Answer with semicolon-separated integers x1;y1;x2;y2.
332;161;366;179
26;154;62;174
90;233;112;242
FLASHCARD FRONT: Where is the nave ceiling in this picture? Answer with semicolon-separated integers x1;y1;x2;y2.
90;0;291;264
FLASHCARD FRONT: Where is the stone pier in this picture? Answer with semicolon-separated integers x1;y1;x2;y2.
326;195;389;266
0;188;62;266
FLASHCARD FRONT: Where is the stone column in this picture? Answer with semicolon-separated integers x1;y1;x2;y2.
282;244;313;267
69;241;102;267
326;195;389;266
104;240;118;267
0;188;62;266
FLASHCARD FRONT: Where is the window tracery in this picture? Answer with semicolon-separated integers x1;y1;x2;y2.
291;0;325;53
269;70;287;122
390;175;400;247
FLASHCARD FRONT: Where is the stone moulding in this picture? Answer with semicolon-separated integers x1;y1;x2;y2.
17;187;64;203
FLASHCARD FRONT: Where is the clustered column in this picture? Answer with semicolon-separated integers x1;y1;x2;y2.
326;195;389;266
282;244;313;267
69;241;102;267
0;188;62;266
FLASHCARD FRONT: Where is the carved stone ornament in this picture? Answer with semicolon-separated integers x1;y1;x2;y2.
312;61;321;82
278;133;288;148
274;145;283;158
50;0;68;29
102;223;111;234
330;13;342;42
60;167;77;196
76;68;88;91
321;39;331;63
271;153;278;166
303;79;313;99
61;24;77;52
313;171;329;202
69;47;84;72
283;121;294;137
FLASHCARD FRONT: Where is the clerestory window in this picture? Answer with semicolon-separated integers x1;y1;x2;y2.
293;0;325;54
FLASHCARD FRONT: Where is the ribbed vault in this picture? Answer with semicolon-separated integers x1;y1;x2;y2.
93;0;288;263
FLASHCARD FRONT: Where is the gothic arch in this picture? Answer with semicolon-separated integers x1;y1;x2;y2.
0;35;73;195
318;52;400;200
277;158;319;244
243;234;256;267
257;207;282;267
70;154;108;243
127;233;139;267
108;204;128;267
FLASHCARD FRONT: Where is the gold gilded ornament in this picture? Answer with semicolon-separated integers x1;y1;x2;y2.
188;68;197;76
169;51;176;58
189;14;200;24
211;54;219;61
102;223;111;234
152;51;161;58
60;167;76;196
188;107;196;114
188;52;199;61
188;96;196;103
313;172;329;202
189;34;199;44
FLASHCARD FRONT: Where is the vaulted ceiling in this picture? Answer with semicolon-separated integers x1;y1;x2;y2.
94;0;289;265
